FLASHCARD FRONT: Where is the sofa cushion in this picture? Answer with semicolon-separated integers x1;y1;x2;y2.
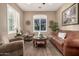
53;36;64;46
66;38;79;48
0;42;2;45
58;32;66;39
50;36;64;53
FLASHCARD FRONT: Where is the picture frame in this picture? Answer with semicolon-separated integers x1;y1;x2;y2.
62;3;79;26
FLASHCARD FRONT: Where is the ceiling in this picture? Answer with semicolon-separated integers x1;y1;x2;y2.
17;3;64;11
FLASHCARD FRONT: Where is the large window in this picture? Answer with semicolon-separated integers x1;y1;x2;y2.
33;15;47;32
7;5;20;34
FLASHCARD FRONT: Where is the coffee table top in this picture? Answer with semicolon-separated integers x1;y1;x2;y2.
33;36;47;40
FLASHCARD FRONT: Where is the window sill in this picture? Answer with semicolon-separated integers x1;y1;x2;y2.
33;30;47;32
8;31;16;34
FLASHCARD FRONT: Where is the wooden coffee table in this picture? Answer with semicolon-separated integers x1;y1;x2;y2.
33;38;47;47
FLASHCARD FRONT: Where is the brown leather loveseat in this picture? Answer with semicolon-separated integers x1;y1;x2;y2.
50;30;79;56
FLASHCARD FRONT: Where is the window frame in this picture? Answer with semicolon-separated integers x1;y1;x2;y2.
7;4;20;34
33;15;47;32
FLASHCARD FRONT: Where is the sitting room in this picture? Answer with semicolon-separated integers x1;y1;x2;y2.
0;3;79;56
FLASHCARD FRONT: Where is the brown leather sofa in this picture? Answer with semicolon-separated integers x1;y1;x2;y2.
50;30;79;56
0;39;24;56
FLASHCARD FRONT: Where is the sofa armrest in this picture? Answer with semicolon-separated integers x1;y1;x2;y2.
0;40;23;53
9;37;23;42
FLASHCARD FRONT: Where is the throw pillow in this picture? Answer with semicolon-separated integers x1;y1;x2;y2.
58;32;66;39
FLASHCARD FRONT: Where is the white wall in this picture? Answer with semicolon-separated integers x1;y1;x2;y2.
0;3;8;43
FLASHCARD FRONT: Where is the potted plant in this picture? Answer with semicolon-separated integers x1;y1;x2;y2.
49;21;59;32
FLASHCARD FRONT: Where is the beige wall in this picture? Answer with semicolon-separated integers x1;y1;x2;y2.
23;11;57;36
0;3;8;43
57;3;79;31
0;3;24;43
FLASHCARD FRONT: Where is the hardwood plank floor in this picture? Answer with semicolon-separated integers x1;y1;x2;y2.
24;40;62;56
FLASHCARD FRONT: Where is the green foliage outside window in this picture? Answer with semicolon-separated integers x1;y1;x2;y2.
34;19;46;31
9;14;14;31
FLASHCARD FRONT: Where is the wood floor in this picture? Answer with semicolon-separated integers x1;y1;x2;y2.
24;40;62;56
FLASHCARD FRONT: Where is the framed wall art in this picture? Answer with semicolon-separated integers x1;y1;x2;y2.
62;3;79;26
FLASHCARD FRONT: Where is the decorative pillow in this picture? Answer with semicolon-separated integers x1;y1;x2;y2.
58;32;66;39
2;36;9;44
